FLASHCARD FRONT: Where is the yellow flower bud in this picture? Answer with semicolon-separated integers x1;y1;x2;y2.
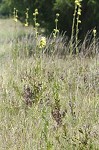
56;13;59;17
35;9;38;15
93;29;96;35
25;22;28;27
35;23;40;27
39;37;46;48
78;20;81;23
14;18;18;22
78;8;81;15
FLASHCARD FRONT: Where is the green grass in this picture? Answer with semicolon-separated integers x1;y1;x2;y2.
0;18;99;150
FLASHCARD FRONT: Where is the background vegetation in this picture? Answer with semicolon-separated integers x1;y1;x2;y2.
0;0;99;37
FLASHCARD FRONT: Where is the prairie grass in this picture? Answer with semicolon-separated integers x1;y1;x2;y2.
0;18;99;150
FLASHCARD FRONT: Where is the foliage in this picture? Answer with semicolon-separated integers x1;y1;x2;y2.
0;0;99;37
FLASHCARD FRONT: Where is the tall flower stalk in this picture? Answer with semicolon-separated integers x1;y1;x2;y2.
13;7;18;61
53;13;60;38
70;4;77;54
93;27;96;54
70;0;82;54
75;0;82;54
24;8;29;57
33;9;40;39
25;8;29;27
13;7;18;23
33;9;40;56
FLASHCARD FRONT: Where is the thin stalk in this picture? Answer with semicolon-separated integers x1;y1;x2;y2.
75;15;79;54
70;4;77;54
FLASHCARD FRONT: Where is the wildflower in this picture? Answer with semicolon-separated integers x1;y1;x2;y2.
93;28;96;35
25;22;28;27
35;23;40;27
75;0;82;7
78;20;81;23
35;9;38;15
56;13;60;17
33;9;39;16
39;37;46;48
26;12;29;19
55;19;58;23
78;8;82;15
33;8;40;38
53;13;60;38
24;8;29;27
13;8;18;22
14;18;18;22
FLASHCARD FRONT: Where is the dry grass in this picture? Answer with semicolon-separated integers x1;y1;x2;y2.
0;19;99;150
